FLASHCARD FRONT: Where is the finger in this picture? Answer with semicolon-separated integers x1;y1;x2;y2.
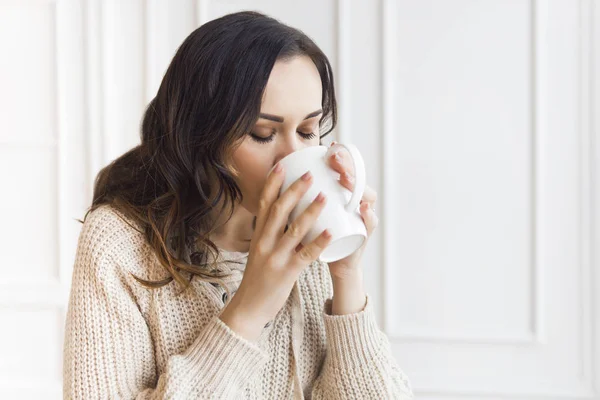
360;185;378;204
255;163;286;239
261;170;314;249
327;151;345;175
328;148;353;176
360;201;379;236
291;227;333;270
339;171;355;191
277;190;328;253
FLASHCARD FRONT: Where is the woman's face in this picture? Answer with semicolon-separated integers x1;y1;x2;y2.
232;55;324;215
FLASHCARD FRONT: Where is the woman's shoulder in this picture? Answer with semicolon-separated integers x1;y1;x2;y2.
75;203;162;279
70;204;161;320
76;204;195;285
78;203;145;255
83;202;142;229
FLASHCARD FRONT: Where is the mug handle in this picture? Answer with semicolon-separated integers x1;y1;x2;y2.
325;143;366;213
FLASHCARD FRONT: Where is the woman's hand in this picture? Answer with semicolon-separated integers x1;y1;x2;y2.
219;163;333;341
325;141;379;280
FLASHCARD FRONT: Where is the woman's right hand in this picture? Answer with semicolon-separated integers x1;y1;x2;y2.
218;163;332;341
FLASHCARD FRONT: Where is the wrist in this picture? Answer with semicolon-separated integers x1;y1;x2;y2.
331;267;363;287
330;272;367;315
219;300;266;342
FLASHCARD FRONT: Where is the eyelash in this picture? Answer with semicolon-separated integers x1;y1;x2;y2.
250;129;317;144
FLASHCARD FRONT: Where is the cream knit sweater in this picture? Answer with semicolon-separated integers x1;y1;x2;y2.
62;204;414;399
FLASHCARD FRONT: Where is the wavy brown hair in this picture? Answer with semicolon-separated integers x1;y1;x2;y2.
81;11;337;299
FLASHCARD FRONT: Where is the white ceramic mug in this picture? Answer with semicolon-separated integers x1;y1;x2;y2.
267;143;367;262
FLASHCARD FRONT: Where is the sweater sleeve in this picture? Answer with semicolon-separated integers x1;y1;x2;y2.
62;219;269;399
310;266;414;399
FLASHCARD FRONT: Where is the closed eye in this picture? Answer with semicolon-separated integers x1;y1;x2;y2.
249;129;317;144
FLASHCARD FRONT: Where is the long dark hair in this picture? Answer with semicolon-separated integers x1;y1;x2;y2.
82;11;337;298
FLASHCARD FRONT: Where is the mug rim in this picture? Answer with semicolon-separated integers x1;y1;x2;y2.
267;144;327;176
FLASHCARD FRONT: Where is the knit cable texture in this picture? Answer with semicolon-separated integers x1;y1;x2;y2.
62;204;414;399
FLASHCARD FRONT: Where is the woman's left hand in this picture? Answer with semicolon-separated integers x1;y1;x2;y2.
324;141;378;280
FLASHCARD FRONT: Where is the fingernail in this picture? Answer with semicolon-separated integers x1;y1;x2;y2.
323;229;332;238
334;152;341;162
301;171;312;181
315;191;327;203
344;172;352;181
274;163;282;173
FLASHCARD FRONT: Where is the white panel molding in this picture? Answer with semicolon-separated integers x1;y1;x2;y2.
531;0;548;347
0;0;57;4
100;0;117;160
82;0;147;195
381;0;598;397
0;0;66;296
83;0;106;199
103;0;145;162
0;282;64;308
56;0;87;306
56;2;87;399
0;379;61;399
592;0;600;393
382;0;542;347
144;0;171;104
415;392;596;400
579;0;598;394
380;0;394;337
334;0;350;145
0;1;85;398
196;0;209;27
46;0;62;291
379;0;397;340
0;138;58;147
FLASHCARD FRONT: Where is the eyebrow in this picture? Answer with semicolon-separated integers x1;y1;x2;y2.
259;109;323;123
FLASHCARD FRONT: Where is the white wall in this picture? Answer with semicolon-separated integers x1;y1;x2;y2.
0;0;598;398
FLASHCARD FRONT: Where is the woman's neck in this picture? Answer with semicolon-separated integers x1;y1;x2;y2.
208;201;255;253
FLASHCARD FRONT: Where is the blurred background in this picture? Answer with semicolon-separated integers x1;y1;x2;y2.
1;0;599;399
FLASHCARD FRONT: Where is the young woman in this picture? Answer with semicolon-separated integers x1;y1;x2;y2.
62;10;413;399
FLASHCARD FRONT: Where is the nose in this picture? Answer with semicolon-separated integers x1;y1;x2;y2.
274;133;303;165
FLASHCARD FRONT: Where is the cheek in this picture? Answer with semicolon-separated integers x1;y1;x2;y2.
232;145;272;203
